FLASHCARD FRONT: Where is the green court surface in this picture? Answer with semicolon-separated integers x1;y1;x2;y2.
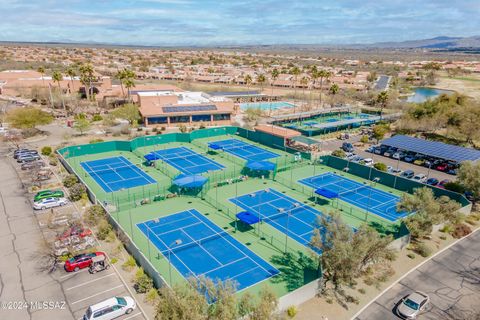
61;132;411;298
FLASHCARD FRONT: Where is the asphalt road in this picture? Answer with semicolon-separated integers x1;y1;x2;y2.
354;230;480;320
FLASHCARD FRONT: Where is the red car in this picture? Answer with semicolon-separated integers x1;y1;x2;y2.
435;163;448;172
64;252;105;272
438;179;451;189
57;226;92;241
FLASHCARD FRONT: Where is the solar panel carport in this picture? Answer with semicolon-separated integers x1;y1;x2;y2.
380;135;480;163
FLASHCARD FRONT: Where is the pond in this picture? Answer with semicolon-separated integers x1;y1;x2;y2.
406;87;453;103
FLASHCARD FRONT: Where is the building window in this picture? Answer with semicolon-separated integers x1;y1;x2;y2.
192;114;211;122
213;114;230;121
148;116;168;124
169;116;190;123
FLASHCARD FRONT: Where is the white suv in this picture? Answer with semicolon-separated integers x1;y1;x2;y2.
83;296;136;320
33;197;68;210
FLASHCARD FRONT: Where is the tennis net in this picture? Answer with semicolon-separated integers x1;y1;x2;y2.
221;143;255;154
160;228;235;255
85;163;143;177
338;184;370;197
261;202;306;224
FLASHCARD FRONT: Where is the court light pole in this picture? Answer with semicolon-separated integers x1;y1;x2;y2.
168;239;182;285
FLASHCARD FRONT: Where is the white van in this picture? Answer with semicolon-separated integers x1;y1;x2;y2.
83;296;136;320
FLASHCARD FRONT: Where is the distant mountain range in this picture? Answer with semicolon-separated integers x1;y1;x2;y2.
364;36;480;49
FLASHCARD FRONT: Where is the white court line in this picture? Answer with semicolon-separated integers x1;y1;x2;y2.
70;285;124;305
66;273;116;291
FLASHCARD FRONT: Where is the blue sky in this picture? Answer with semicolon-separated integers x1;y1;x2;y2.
1;0;479;45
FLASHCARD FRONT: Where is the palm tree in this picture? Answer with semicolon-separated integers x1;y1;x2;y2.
115;69;126;98
244;74;252;92
376;91;389;120
317;69;332;108
290;66;301;113
37;66;46;88
79;64;95;101
329;83;339;107
300;76;309;111
257;74;266;93
270;68;280;116
52;71;66;111
309;65;318;109
124;78;135;101
66;67;76;94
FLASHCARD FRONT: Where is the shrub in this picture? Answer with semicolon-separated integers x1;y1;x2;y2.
444;182;465;194
374;162;387;172
110;257;118;264
41;146;52;156
440;224;453;233
415;243;432;257
92;114;103;122
178;124;187;133
84;205;106;226
74;113;86;120
360;135;369;143
286;305;297;318
63;174;78;188
68;183;86;201
96;219;113;241
407;253;416;259
332;149;346;158
199;123;206;129
145;288;159;305
451;223;472;238
49;154;58;166
133;268;153;294
122;255;136;271
439;235;447;240
152;127;158;132
358;288;366;294
160;126;166;131
89;138;104;144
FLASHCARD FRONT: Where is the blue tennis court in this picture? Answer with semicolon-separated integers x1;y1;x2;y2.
150;147;224;175
80;156;156;193
298;173;406;222
230;188;324;253
137;209;279;291
208;139;279;162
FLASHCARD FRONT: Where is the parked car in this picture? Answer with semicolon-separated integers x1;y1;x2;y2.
404;155;415;163
33;197;68;210
21;161;45;170
365;146;376;153
396;291;429;319
387;166;402;175
350;155;364;163
13;149;37;159
82;296;136;320
400;170;415;179
384;148;396;157
65;252;105;272
342;142;354;152
412;173;427;183
438;179;450;189
426;178;439;186
413;158;426;166
17;154;40;163
392;151;406;160
34;190;65;202
435;163;448;172
57;225;93;241
363;158;374;166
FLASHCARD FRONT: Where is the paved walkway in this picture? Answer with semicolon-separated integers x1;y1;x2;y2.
354;229;480;320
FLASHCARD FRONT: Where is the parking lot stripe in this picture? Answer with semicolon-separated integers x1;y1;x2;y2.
123;312;143;320
66;273;116;291
70;284;124;305
60;268;89;280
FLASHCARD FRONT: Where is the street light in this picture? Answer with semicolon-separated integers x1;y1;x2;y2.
168;239;182;285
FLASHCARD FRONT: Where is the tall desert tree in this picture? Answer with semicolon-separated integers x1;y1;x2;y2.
52;70;66;111
269;68;280;115
256;74;266;93
300;76;309;111
457;161;480;200
111;103;141;127
329;83;339;107
317;69;332;108
7;107;53;130
79;63;95;101
376;90;389;119
244;74;252;92
66;67;76;94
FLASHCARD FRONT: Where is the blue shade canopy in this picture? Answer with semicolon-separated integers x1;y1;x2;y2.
172;174;208;188
144;153;161;161
245;161;276;171
207;142;222;150
315;188;339;199
381;135;480;163
236;211;260;225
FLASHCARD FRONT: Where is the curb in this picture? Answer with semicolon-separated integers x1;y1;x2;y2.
350;226;480;320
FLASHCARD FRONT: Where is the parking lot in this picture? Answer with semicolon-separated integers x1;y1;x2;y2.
0;145;147;320
319;136;455;183
354;229;480;320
